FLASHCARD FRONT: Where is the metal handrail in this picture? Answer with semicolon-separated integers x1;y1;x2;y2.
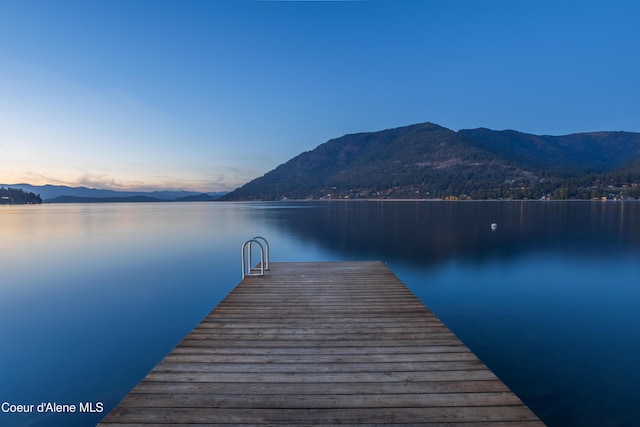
252;236;270;270
241;239;265;279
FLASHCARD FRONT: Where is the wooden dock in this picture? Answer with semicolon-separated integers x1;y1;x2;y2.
99;261;544;426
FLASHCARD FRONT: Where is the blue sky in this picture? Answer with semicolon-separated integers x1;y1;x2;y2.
1;0;638;192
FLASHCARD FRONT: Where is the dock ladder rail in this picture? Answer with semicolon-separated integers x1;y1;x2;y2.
241;236;270;279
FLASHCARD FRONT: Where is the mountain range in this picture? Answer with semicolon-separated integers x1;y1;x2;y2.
221;122;640;201
1;184;226;203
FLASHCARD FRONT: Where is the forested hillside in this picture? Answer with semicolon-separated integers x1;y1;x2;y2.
0;187;43;204
222;122;640;201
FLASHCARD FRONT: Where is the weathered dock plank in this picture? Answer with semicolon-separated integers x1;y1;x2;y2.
99;261;544;426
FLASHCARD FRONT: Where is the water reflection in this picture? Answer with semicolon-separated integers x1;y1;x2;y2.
259;200;640;265
0;203;254;427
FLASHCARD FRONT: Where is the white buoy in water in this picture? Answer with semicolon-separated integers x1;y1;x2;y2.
491;223;498;231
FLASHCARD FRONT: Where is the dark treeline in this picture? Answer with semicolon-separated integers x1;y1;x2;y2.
0;187;43;204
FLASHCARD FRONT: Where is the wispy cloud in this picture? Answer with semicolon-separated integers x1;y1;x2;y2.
14;167;250;193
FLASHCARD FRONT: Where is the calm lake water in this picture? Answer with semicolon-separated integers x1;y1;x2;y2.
1;201;639;426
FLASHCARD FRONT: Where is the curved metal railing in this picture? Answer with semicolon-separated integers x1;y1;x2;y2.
251;236;270;270
241;236;270;279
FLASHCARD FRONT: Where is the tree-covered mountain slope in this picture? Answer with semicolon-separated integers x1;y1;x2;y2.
222;122;640;200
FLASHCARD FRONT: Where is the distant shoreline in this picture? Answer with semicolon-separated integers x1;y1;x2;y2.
3;197;635;206
215;197;639;203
